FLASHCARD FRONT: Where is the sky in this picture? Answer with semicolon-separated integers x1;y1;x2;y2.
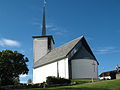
0;0;120;83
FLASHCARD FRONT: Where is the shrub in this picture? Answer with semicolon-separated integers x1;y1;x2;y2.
27;79;32;84
71;79;99;85
46;76;71;85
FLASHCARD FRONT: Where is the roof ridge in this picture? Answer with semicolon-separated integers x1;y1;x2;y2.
53;36;84;50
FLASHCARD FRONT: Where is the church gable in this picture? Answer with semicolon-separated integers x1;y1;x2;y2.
70;44;95;60
67;37;96;60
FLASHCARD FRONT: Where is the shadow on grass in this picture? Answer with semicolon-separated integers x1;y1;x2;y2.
45;87;110;90
13;87;112;90
38;87;110;90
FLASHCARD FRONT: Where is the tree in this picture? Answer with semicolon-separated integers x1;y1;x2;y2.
27;79;32;84
13;77;20;85
0;50;29;85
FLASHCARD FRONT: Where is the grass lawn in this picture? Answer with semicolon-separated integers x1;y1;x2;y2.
14;79;120;90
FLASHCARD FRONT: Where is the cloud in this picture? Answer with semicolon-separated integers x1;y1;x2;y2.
19;74;29;78
19;48;33;55
33;20;68;36
0;38;21;47
55;32;63;35
46;23;68;36
33;22;41;26
94;46;120;54
46;24;57;31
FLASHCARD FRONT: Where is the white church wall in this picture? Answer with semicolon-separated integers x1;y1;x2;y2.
33;58;69;83
71;59;98;79
33;62;57;83
33;37;48;63
58;58;69;79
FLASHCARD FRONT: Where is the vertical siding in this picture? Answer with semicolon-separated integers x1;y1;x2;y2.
70;42;98;79
71;59;98;79
33;37;48;63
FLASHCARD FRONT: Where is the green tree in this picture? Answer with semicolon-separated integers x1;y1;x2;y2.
13;77;20;85
27;79;32;84
0;50;29;86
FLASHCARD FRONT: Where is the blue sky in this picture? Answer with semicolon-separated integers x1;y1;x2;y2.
0;0;120;83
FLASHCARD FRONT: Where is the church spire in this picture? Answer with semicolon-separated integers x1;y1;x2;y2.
42;0;47;36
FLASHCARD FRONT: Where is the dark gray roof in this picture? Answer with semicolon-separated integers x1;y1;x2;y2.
34;36;84;68
99;70;119;77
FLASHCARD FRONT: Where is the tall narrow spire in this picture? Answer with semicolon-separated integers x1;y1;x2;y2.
42;0;47;36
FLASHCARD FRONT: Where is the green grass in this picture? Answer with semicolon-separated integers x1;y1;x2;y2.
14;79;120;90
71;79;93;84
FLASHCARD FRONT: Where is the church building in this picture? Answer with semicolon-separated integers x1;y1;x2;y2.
33;1;99;83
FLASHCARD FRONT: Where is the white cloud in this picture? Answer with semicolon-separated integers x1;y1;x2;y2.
19;74;29;78
55;32;63;35
33;21;68;36
46;23;68;36
0;38;21;47
46;24;57;31
94;46;120;54
33;22;41;26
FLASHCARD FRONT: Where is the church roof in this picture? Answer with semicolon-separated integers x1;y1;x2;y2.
34;36;98;68
34;36;84;68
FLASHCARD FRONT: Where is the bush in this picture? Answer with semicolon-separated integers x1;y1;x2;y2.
46;76;71;85
71;79;99;85
27;79;32;84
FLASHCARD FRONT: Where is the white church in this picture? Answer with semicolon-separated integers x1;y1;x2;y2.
33;1;99;83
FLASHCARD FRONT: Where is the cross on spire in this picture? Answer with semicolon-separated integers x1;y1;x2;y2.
42;0;47;36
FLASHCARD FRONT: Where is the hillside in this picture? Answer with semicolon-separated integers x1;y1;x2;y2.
14;79;120;90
